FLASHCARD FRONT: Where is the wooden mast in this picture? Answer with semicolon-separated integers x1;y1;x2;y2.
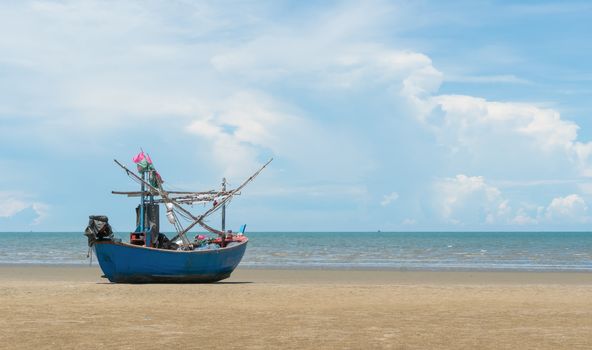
140;171;146;238
221;177;226;232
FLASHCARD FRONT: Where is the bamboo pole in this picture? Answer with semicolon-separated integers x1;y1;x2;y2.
221;177;226;232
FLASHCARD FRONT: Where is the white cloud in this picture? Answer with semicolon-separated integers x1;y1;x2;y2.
0;192;29;218
432;175;590;226
360;36;591;181
31;202;50;225
429;95;579;150
511;194;591;225
545;194;589;223
185;90;343;178
0;191;49;225
380;192;399;206
433;175;510;225
185;92;272;178
404;83;592;177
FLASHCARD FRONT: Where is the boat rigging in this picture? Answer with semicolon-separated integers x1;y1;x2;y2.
83;151;272;283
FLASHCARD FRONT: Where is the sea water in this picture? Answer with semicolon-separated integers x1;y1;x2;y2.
0;231;591;271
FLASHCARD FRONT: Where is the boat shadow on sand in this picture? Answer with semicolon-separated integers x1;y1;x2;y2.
94;281;254;285
94;275;254;285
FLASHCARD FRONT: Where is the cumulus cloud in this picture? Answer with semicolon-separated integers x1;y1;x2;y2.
544;194;590;223
402;72;592;177
0;192;29;218
509;194;590;225
433;175;510;225
343;31;590;182
432;175;590;226
0;192;49;225
185;91;284;177
431;95;584;153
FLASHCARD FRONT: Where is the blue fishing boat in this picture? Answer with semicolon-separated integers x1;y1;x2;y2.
84;152;271;283
92;238;248;283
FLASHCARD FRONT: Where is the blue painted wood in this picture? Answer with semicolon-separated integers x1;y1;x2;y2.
94;239;248;283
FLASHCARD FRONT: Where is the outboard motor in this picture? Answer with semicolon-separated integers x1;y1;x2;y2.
84;215;114;247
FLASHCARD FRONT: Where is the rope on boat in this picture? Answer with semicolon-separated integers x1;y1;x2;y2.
87;246;93;266
112;158;272;248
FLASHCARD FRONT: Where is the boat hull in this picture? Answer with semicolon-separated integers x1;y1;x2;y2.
93;239;248;283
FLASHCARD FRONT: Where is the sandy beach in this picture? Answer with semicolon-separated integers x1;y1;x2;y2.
0;266;591;349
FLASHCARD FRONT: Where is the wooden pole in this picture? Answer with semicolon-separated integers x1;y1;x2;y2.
221;177;226;232
140;172;145;232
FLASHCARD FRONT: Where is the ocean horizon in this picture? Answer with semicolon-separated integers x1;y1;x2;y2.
1;231;591;272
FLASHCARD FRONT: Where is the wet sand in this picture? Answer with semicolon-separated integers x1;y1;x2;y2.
0;265;591;349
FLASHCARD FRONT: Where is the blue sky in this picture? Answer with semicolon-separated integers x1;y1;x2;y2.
1;0;592;231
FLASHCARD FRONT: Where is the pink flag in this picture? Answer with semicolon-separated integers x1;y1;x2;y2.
133;151;152;164
133;152;145;164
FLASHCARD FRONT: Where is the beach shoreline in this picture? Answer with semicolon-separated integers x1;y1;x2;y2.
1;264;591;285
1;265;591;349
